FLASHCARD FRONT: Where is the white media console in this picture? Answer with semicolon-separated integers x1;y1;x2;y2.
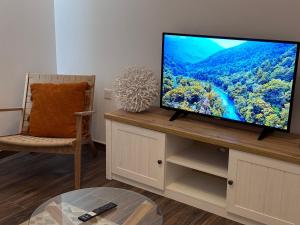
105;107;300;225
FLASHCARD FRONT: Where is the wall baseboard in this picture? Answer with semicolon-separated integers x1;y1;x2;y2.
93;140;106;151
93;139;105;145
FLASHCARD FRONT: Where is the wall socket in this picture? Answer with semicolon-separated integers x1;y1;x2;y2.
104;88;113;100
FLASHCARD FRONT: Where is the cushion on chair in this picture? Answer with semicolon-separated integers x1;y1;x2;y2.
29;82;89;138
0;135;76;147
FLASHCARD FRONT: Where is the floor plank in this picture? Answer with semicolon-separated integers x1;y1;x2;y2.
0;146;242;225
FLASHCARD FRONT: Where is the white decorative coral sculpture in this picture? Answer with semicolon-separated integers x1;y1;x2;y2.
113;67;159;112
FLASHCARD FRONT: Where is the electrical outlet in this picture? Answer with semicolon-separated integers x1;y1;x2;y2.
104;88;112;100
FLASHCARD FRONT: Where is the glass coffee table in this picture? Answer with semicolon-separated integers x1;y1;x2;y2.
29;187;163;225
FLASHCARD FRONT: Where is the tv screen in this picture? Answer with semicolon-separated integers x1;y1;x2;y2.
161;33;299;131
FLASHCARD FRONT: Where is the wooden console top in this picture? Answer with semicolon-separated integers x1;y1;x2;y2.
105;107;300;165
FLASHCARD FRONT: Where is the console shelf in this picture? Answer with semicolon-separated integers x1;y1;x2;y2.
166;171;227;208
166;144;228;178
106;108;300;225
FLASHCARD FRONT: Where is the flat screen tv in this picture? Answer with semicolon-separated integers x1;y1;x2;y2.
160;33;300;136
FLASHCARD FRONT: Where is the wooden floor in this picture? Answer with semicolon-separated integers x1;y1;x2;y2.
0;145;242;225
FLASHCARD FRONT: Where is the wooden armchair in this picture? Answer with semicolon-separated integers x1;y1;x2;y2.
0;73;96;189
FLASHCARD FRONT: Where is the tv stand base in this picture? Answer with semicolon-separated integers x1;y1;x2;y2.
169;111;188;121
258;128;274;140
106;109;300;225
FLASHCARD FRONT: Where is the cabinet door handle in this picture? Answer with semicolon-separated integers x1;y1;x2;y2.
157;160;162;165
228;180;234;186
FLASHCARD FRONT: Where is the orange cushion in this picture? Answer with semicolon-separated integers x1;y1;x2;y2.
29;82;89;138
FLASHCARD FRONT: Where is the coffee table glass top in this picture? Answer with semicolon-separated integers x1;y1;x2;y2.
29;187;162;225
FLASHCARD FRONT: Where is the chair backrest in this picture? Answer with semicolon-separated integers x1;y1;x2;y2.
20;73;96;135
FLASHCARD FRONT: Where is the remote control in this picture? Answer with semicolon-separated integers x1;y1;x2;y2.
78;202;117;222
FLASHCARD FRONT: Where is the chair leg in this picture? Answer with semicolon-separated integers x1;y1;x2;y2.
74;146;82;189
90;140;98;157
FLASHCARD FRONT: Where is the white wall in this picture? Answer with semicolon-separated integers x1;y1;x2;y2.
55;0;300;143
0;0;57;135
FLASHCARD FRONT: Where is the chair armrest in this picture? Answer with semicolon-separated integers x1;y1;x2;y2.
75;111;95;143
0;107;23;112
74;111;95;117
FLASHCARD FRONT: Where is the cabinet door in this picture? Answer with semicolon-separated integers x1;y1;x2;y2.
111;122;165;190
227;150;300;225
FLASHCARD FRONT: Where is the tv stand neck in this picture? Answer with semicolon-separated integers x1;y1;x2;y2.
169;111;188;121
258;128;274;140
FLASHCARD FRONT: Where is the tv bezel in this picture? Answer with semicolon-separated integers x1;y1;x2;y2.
160;32;300;133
